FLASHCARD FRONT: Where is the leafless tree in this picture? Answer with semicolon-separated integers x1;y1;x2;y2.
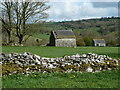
1;0;50;45
1;2;13;43
13;1;50;44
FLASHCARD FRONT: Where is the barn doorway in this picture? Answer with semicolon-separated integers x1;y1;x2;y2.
96;44;99;46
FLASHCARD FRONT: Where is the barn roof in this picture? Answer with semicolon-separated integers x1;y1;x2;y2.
52;30;76;39
93;39;106;43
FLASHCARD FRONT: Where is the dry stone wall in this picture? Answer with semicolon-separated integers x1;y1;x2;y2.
0;52;119;76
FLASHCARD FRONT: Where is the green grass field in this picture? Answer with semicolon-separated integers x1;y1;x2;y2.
2;70;118;88
2;46;119;58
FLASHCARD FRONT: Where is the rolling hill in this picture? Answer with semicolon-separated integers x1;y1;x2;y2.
31;17;119;46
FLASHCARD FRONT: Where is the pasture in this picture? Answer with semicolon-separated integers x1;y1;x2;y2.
2;46;119;58
2;70;118;88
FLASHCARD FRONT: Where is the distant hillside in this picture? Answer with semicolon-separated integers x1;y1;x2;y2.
26;17;120;46
31;17;119;46
45;17;118;31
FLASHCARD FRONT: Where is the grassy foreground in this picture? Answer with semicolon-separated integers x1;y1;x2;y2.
2;46;119;58
2;70;118;88
1;47;119;88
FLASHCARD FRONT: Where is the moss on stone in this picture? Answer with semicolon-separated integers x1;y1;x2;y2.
79;63;90;72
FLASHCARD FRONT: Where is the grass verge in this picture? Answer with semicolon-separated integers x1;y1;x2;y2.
2;70;118;88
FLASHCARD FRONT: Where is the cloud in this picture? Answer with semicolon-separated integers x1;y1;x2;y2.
92;2;118;8
49;0;119;2
47;1;118;21
89;0;119;2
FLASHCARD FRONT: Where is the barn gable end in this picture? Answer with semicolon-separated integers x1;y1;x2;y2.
93;39;106;46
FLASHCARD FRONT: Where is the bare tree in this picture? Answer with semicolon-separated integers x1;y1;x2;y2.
1;2;13;43
1;0;50;45
12;1;50;44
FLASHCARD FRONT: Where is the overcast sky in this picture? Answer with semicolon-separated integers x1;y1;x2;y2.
46;0;119;21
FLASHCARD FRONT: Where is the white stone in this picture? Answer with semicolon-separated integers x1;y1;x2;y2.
75;53;80;57
42;62;47;67
35;59;41;64
23;52;28;56
91;59;95;61
107;62;109;64
61;64;65;67
27;55;33;59
86;66;93;72
26;68;29;71
67;63;71;65
48;64;55;69
50;58;55;62
92;53;95;55
31;64;35;65
109;58;112;60
88;53;92;54
71;55;76;58
100;67;102;70
43;71;47;74
34;55;41;60
8;54;12;58
66;69;72;73
83;54;87;57
108;68;111;70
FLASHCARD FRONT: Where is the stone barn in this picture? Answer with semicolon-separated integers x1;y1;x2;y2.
93;39;106;46
49;30;76;47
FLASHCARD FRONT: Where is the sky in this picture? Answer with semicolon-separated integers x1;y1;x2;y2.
46;0;119;21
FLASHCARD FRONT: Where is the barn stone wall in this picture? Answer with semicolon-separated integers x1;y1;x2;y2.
95;43;106;46
49;32;55;46
55;38;76;47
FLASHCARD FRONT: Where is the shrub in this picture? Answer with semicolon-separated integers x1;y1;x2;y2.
76;36;85;46
83;37;93;46
74;32;85;46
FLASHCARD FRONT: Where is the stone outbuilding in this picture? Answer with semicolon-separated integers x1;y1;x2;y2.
49;30;76;47
93;39;106;46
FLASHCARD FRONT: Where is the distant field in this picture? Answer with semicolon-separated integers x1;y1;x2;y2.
2;70;118;88
2;46;119;58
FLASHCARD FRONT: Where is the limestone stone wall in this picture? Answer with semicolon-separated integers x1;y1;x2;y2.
1;52;119;76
